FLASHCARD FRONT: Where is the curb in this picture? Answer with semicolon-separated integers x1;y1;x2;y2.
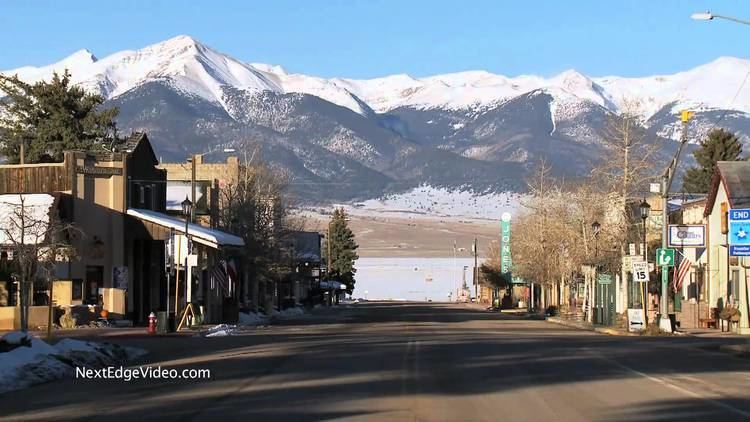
546;317;638;336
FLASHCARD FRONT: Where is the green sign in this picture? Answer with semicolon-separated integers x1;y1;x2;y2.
597;274;613;285
500;213;512;275
656;248;675;267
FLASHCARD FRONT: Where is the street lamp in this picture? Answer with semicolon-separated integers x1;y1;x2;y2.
174;196;193;325
691;11;750;26
640;199;651;262
640;199;651;322
591;221;601;258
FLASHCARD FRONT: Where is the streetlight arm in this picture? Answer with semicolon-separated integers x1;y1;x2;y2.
712;13;750;26
692;11;750;26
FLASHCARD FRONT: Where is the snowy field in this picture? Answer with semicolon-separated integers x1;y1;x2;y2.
342;186;522;220
353;257;483;302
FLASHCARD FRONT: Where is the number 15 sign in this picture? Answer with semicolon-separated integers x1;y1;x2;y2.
631;261;649;282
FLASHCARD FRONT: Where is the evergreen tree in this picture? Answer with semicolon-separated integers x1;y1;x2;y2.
683;128;743;193
0;70;119;163
324;208;359;293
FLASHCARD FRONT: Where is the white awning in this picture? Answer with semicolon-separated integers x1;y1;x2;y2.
127;208;245;249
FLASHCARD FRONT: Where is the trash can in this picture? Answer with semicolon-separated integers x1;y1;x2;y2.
156;311;169;334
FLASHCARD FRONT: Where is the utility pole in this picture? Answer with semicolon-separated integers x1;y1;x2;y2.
658;110;692;332
190;154;197;223
473;238;478;300
327;219;332;277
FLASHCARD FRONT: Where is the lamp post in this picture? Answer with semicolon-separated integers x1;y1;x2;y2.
591;221;601;259
591;221;601;324
640;199;651;325
691;11;750;26
174;196;192;326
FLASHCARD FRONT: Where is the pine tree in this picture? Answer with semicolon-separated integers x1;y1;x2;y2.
0;70;119;163
324;208;359;292
682;128;743;193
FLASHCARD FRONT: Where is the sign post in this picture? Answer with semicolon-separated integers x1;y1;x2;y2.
499;212;512;309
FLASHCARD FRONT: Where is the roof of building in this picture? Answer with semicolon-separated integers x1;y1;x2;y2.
704;161;750;216
113;132;159;165
126;208;245;248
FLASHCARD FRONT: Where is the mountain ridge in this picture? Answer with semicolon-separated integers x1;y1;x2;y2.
4;35;750;120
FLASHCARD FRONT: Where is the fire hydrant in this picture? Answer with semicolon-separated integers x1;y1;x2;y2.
148;312;157;335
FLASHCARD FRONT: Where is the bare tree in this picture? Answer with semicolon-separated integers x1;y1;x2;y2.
216;152;303;312
593;99;660;228
0;195;77;332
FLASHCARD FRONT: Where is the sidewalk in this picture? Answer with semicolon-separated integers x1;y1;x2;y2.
546;316;638;336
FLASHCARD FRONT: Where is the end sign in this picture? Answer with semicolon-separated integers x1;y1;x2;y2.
729;208;750;256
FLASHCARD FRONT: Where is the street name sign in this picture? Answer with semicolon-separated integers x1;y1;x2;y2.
729;209;750;256
656;248;675;267
668;225;706;248
597;274;613;285
631;261;649;282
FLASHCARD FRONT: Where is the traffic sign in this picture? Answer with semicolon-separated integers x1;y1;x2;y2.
656;248;675;267
597;274;613;285
730;246;750;257
627;309;646;332
631;261;649;282
729;209;750;256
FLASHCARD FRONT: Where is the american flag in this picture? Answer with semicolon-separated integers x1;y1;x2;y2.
673;250;692;293
211;260;230;297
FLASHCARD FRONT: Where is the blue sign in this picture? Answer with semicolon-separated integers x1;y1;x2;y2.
729;209;750;255
729;208;750;251
730;209;750;221
730;246;750;256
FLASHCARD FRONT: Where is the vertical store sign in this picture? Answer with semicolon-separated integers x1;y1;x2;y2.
500;212;512;274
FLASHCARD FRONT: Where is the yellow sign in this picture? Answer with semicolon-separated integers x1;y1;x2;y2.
680;110;694;123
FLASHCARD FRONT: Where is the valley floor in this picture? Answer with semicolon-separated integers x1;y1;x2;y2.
301;211;499;258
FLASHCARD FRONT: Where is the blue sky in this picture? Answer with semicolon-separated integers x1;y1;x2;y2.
1;0;749;78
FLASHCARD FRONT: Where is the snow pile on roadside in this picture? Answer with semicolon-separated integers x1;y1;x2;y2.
204;324;237;337
270;307;306;319
0;331;146;394
238;312;267;326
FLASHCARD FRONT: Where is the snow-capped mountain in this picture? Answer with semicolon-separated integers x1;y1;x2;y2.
2;35;749;201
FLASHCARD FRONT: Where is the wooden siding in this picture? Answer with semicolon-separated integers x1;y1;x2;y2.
0;161;73;194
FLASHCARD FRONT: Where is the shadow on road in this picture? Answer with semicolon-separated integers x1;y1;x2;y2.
2;302;749;420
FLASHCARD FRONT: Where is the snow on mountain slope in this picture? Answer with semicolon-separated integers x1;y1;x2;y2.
343;185;522;220
2;35;369;115
3;35;750;121
594;56;750;120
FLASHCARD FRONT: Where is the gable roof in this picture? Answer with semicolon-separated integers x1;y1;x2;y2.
704;161;750;216
114;132;159;165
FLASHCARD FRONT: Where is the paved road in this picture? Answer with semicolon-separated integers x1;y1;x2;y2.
2;303;750;421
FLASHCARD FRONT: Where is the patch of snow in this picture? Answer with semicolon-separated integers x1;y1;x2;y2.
0;334;146;394
204;324;236;337
1;331;29;345
340;186;522;220
238;312;267;326
270;307;307;319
